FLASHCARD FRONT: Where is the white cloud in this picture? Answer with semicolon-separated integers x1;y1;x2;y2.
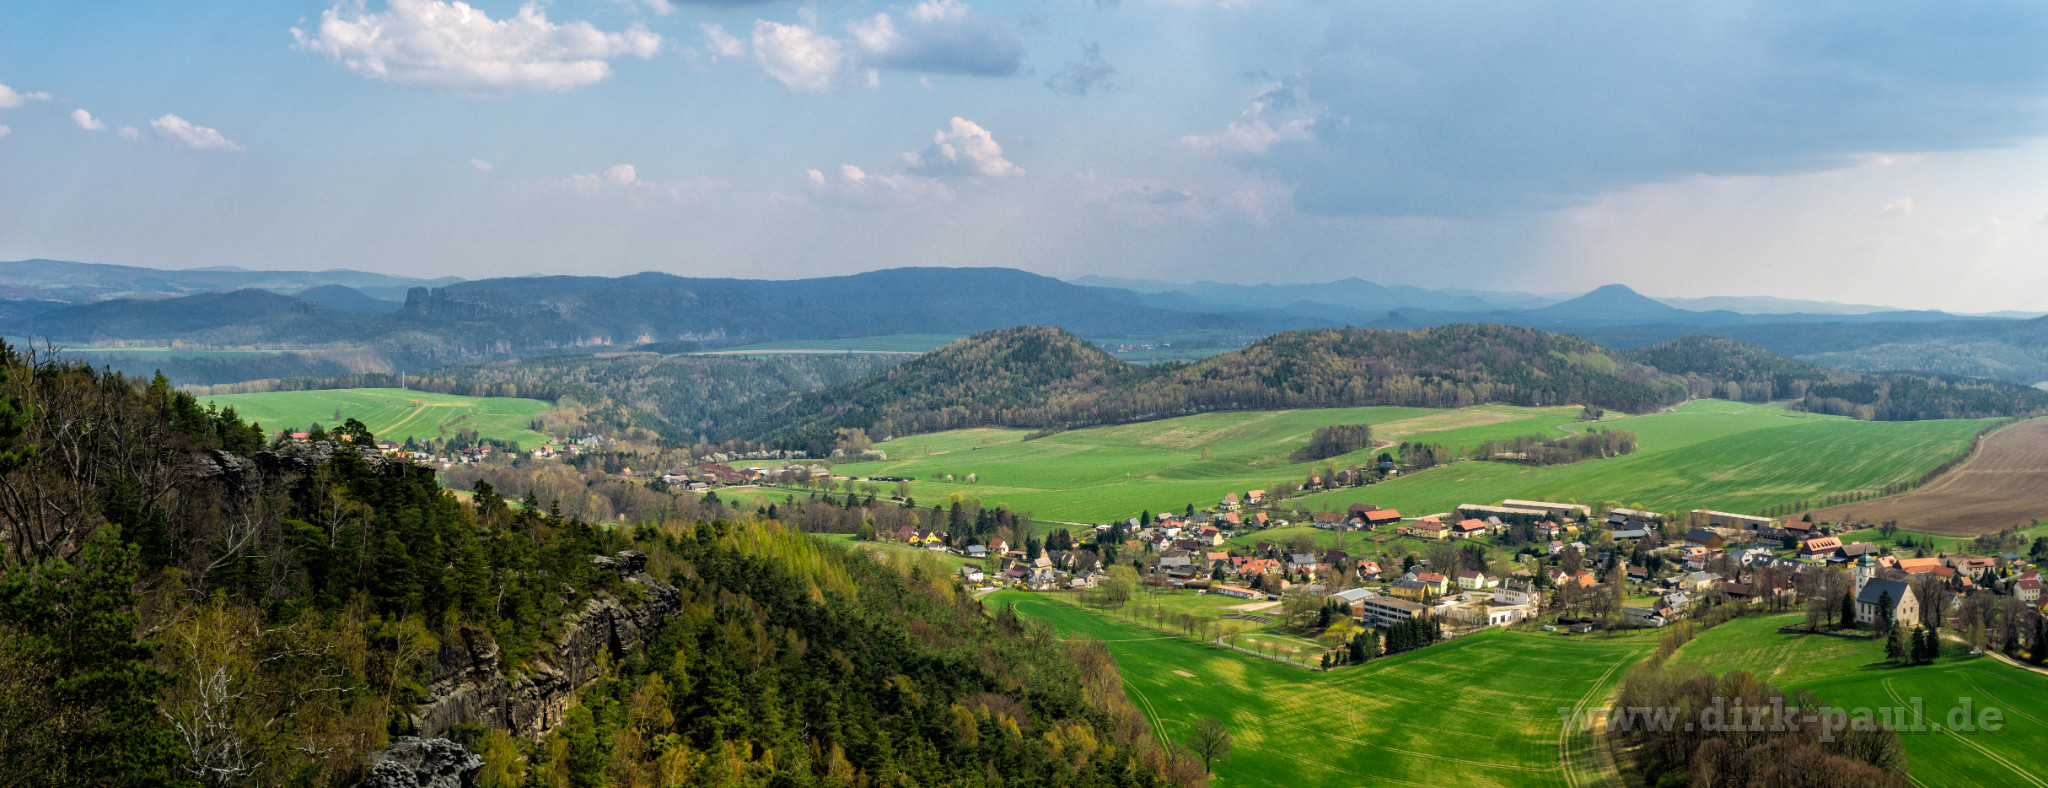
700;23;743;60
751;20;845;92
0;83;51;109
562;163;725;205
70;108;104;131
1879;198;1915;218
292;0;661;94
847;0;1022;77
621;0;675;15
905;117;1021;177
0;125;10;139
471;158;494;171
117;126;141;140
807;164;955;204
150;114;244;151
1179;81;1315;157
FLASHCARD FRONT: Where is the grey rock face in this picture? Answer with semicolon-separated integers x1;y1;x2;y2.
358;737;481;788
410;562;681;739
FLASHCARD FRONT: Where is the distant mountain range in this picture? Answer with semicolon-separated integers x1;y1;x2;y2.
7;258;2048;387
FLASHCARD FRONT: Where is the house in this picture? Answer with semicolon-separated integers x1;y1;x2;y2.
1685;572;1722;593
1231;556;1281;577
1414;572;1450;594
1357;595;1429;627
1896;557;1943;575
988;538;1009;554
1205;551;1231;567
1660;592;1692;618
1455;569;1487;590
1452;519;1489;539
1246;489;1267;505
1213;584;1261;600
966;545;987;558
960;566;985;583
1798;536;1843;559
1288;553;1321;573
1310;511;1347;529
1625;565;1649;582
1734;546;1775;566
1683;528;1726;550
1355;560;1383;580
1155;556;1193;575
1388;577;1431;601
1221;492;1241;510
2016;577;2042;604
1405;518;1449;540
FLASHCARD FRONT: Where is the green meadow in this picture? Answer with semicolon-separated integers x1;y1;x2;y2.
1671;613;2048;788
205;387;552;446
991;591;1647;787
832;400;1992;524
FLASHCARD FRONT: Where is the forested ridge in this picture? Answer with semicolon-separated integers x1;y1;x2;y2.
0;344;1181;787
731;324;1692;451
1625;335;2048;421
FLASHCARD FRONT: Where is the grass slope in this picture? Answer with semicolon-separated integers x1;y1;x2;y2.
834;399;1990;524
1671;614;2048;787
205;388;551;446
992;591;1648;788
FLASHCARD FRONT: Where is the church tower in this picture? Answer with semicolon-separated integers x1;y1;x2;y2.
1853;553;1874;595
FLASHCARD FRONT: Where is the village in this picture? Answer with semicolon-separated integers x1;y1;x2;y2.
872;488;2048;667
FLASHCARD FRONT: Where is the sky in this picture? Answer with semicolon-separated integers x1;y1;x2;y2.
2;0;2047;311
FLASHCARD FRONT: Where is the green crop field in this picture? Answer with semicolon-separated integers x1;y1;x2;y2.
1672;613;2048;787
831;400;1992;526
831;404;1583;522
204;388;551;446
991;591;1648;787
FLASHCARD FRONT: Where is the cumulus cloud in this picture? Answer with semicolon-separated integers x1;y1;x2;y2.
117;126;141;140
806;164;955;204
905;117;1022;177
0;83;51;109
848;0;1022;77
150;114;243;151
70;108;104;131
562;163;725;204
1180;78;1315;157
292;0;661;94
701;23;744;60
1045;42;1116;96
752;20;846;92
1244;0;2048;217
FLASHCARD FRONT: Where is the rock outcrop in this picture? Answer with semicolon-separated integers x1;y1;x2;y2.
358;737;481;788
410;552;680;739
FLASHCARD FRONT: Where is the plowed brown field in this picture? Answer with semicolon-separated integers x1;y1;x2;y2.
1804;418;2048;535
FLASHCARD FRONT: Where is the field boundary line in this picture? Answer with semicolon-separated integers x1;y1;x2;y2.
1959;672;2047;730
1881;678;2043;788
1559;651;1634;788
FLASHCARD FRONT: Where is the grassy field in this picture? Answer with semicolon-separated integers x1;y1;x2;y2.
204;388;551;446
1672;613;2048;787
812;533;977;574
703;334;962;354
831;404;1580;522
831;400;1993;526
992;591;1647;787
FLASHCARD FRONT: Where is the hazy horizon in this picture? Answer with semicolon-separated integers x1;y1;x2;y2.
5;1;2048;311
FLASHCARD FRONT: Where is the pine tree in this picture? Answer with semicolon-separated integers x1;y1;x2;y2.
1838;589;1856;630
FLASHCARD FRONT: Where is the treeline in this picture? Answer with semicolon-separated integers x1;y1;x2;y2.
0;344;1177;787
1612;658;1907;787
734;324;1692;451
1627;335;2048;421
1475;428;1636;466
1295;423;1373;461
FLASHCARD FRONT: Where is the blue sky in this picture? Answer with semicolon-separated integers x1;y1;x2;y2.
3;0;2048;311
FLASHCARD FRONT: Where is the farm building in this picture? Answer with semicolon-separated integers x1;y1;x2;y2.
1499;499;1591;518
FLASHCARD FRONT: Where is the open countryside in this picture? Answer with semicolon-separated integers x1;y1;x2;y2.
204;387;552;446
1805;418;2048;536
992;591;1648;788
832;400;1997;524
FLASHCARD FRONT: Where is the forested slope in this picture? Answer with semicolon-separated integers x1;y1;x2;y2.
733;324;1692;451
1626;335;2048;420
0;345;1180;787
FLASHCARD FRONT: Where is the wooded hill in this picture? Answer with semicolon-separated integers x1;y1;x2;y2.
0;344;1182;787
730;324;1691;451
1624;335;2048;421
732;326;2048;453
